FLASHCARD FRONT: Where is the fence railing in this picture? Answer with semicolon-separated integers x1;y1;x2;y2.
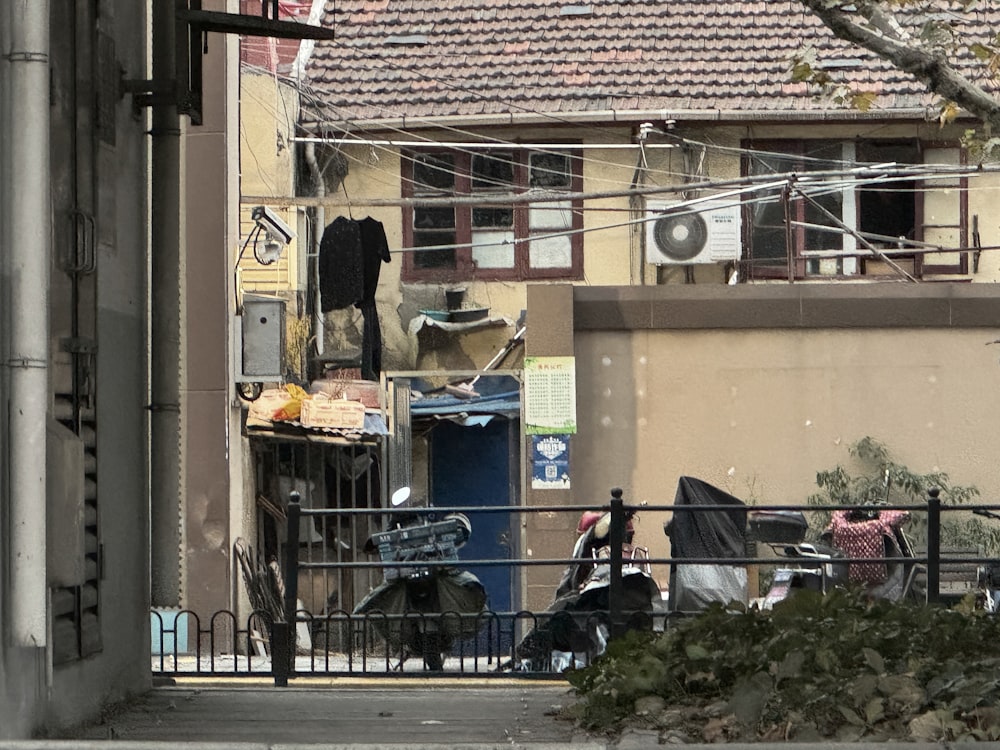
152;487;1000;685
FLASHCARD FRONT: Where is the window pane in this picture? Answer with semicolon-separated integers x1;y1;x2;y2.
530;200;572;230
414;206;455;229
529;235;572;268
749;154;793;265
472;152;514;190
472;207;513;228
530;153;570;188
412;154;455;192
471;229;515;268
413;231;456;270
803;191;843;250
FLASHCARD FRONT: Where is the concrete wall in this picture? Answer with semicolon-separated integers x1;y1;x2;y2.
522;283;1000;607
0;0;151;738
184;0;239;621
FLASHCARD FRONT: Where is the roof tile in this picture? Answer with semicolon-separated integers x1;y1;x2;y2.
301;0;1000;124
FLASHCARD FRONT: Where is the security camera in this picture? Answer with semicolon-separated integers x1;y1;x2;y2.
252;205;296;246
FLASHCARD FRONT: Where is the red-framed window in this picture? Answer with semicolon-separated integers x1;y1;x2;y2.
400;147;584;282
742;139;968;280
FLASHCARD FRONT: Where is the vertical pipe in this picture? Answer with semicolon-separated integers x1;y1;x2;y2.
608;488;624;640
304;143;325;357
149;0;185;608
782;183;795;282
926;488;941;604
8;0;51;648
283;494;301;679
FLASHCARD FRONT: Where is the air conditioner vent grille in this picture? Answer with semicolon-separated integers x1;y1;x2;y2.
646;199;742;265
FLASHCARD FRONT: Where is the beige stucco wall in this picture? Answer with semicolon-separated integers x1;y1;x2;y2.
521;283;1000;607
574;326;1000;571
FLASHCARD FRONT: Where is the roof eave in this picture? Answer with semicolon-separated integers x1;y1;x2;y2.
299;106;958;133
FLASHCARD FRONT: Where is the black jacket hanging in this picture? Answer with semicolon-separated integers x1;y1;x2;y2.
318;215;391;380
356;217;391;380
319;216;364;312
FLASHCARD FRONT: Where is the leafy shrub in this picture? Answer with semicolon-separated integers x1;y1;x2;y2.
806;437;1000;556
566;590;1000;742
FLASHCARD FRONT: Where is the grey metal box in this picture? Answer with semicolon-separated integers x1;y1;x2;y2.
241;295;285;378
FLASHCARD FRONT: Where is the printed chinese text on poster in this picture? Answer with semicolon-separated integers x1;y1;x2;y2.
524;356;577;435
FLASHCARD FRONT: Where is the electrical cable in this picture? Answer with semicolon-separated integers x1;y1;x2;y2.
237;50;996;268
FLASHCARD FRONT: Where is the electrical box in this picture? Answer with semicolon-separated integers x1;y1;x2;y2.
235;295;285;382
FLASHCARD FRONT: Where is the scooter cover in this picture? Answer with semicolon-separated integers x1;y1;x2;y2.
664;476;748;611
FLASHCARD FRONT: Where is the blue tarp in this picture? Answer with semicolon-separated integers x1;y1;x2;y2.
409;375;521;420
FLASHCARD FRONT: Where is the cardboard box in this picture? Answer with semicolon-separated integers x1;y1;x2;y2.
300;397;366;430
247;387;307;423
310;379;381;409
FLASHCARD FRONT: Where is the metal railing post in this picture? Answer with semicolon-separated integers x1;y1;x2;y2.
608;488;625;639
926;488;940;604
274;493;301;686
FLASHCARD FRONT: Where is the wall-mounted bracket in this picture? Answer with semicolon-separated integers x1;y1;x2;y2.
125;1;337;126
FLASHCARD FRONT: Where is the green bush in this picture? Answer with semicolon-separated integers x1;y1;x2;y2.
806;437;1000;557
567;590;1000;742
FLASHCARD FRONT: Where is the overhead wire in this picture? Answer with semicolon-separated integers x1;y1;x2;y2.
238;41;1000;266
293;90;691;192
288;70;988;204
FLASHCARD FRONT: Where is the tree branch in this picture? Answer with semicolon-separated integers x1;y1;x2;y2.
798;0;1000;130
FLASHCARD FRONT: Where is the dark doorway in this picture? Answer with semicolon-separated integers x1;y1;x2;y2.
429;418;517;618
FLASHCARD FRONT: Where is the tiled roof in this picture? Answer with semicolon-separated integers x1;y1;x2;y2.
302;1;1000;126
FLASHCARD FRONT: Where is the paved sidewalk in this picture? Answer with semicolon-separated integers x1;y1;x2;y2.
0;683;988;749
55;682;588;747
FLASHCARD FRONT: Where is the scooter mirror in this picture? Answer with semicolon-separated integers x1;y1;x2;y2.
390;487;411;507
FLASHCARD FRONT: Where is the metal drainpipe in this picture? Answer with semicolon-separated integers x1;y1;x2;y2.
305;142;325;356
8;0;51;647
149;0;184;608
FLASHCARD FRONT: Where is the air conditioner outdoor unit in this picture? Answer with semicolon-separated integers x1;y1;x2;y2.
645;199;742;265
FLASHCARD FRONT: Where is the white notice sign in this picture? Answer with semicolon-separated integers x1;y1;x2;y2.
524;356;577;434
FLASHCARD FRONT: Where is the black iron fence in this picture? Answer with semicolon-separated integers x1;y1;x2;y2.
151;488;1000;684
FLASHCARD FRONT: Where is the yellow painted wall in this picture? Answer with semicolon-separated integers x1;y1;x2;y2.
241;113;1000;372
238;72;301;295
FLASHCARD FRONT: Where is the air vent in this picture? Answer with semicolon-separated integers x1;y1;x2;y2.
560;4;593;16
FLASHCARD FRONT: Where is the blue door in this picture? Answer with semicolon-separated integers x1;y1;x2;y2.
430;418;516;620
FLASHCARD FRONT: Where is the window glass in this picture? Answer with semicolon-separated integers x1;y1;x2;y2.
473;152;514;191
412;232;457;270
413;153;455;192
530;152;570;188
412;153;457;269
529;236;572;268
530;200;572;230
472;207;513;228
472;230;516;268
404;147;581;280
749;153;795;265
